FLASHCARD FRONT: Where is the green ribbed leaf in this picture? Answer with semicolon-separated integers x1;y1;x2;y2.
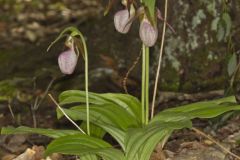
57;105;127;150
1;126;80;139
45;134;125;160
152;96;240;123
98;93;142;121
100;124;126;151
59;90;142;123
80;122;106;138
125;120;192;160
57;104;138;130
59;90;107;105
80;154;98;160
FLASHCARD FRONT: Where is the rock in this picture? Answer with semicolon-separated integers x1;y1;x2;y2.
2;154;17;160
13;148;35;160
0;135;28;154
3;146;62;160
168;141;226;160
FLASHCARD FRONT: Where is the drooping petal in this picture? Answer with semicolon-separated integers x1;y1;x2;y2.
58;49;78;75
139;18;158;47
114;9;133;34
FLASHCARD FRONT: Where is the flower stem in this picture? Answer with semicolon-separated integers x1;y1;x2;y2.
85;48;90;135
145;46;149;124
79;33;90;135
141;44;146;125
141;44;150;125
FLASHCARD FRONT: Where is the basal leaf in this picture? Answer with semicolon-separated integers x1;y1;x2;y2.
153;96;240;123
125;120;192;160
98;93;142;122
59;90;107;105
45;134;125;160
80;122;106;138
81;154;98;160
1;126;80;139
99;124;126;151
138;130;171;160
57;104;138;130
57;105;127;150
59;90;142;123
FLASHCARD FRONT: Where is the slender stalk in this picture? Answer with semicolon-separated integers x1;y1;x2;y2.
151;0;168;119
84;43;90;135
85;49;90;135
145;46;149;124
141;44;146;125
79;33;90;135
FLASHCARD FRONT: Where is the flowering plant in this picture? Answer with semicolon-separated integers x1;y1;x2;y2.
1;1;240;160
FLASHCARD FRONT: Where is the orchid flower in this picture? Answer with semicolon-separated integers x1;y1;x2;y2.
58;48;78;75
114;5;135;34
114;4;175;47
139;17;158;47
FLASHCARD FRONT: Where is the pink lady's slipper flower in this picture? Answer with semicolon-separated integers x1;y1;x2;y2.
139;18;158;47
114;7;135;34
58;49;78;75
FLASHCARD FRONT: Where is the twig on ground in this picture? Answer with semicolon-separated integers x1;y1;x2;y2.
48;94;86;134
192;127;240;160
7;99;15;122
7;104;14;120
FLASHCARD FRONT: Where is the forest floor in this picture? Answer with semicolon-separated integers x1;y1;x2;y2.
1;92;240;160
